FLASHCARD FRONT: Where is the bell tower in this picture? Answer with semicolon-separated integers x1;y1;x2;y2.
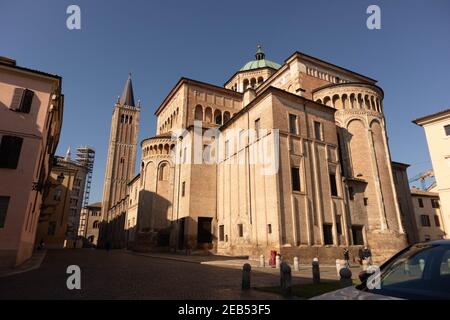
101;74;140;221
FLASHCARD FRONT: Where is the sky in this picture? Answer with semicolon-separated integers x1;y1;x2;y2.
1;0;449;203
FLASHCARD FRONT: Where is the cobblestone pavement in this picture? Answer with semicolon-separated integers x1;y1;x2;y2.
0;249;317;300
132;251;363;280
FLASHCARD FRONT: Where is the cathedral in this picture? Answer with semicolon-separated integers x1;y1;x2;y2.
99;47;408;263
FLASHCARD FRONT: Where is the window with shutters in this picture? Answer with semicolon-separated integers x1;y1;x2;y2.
0;196;10;228
421;215;431;227
0;135;23;169
418;198;424;208
434;215;441;227
431;199;440;208
10;88;34;113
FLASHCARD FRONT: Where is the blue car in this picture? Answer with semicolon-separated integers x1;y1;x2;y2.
312;240;450;300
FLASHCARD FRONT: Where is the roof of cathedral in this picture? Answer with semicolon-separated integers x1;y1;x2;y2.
239;45;281;71
119;73;135;106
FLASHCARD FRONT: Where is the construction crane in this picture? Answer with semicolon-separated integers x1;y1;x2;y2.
75;146;95;208
408;170;434;190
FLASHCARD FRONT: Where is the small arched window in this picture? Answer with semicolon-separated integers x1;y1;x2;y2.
93;220;99;229
121;114;124;123
129;116;133;124
214;110;222;125
223;111;231;123
194;105;203;121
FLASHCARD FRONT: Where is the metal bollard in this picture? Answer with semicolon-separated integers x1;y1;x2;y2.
339;267;353;288
293;257;299;271
275;254;280;269
312;258;320;284
280;262;292;296
242;263;251;290
260;254;265;268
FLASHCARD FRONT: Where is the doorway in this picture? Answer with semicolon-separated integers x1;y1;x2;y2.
197;217;213;244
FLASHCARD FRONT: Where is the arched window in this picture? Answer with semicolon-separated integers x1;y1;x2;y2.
93;220;99;229
121;114;124;123
195;105;203;121
223;111;231;123
243;79;249;90
158;163;168;181
125;115;129;124
205;107;212;123
214;110;222;125
130;116;133;124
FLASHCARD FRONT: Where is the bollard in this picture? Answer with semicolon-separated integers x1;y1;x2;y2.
339;267;353;288
312;258;320;284
335;259;342;277
293;257;299;272
242;263;251;290
280;262;292;296
260;254;265;268
275;254;281;269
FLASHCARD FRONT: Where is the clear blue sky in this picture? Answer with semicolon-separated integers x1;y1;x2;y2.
1;0;449;203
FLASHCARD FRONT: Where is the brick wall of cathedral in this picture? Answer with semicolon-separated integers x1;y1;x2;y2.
111;51;407;263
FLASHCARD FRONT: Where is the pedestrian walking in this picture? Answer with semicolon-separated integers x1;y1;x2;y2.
363;246;373;265
358;247;364;265
343;248;350;268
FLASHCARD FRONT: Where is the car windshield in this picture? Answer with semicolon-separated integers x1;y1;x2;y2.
359;244;450;299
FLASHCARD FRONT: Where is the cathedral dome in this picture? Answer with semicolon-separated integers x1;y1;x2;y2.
239;45;281;71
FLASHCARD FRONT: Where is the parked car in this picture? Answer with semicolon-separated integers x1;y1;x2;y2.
312;240;450;300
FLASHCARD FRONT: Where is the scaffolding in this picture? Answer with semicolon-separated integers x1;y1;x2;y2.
76;146;95;208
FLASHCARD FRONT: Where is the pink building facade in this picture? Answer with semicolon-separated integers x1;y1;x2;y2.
0;57;63;267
